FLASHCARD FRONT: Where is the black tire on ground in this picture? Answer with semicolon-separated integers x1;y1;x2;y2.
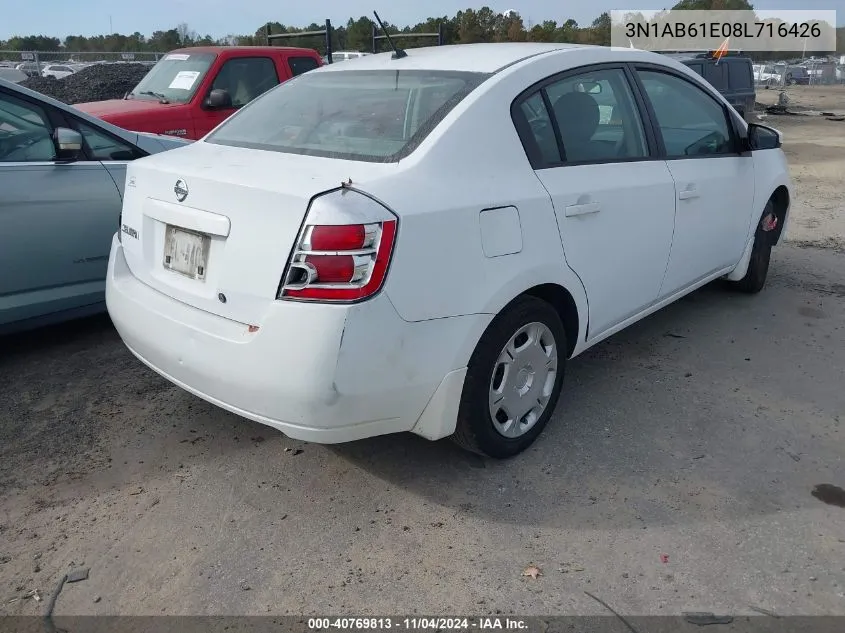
728;201;776;294
451;295;567;458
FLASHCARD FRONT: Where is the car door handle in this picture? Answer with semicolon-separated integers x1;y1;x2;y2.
564;202;601;217
678;187;699;200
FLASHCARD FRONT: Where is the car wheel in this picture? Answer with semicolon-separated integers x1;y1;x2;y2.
451;295;566;458
787;77;797;85
728;201;778;294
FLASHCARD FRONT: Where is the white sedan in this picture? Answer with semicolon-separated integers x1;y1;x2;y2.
41;64;76;79
106;43;792;458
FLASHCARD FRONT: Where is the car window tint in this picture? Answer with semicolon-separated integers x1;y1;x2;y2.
75;120;138;161
729;63;753;89
638;70;734;158
703;63;727;90
289;56;319;76
207;69;488;163
212;57;279;108
544;68;647;163
519;92;560;164
0;91;55;162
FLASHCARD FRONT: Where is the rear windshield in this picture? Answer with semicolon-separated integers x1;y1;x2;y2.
206;69;490;162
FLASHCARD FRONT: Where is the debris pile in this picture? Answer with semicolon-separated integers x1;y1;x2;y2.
20;63;151;104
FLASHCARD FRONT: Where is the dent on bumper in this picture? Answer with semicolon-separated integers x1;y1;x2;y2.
105;237;481;443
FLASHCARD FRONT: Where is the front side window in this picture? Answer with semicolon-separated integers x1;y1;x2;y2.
207;69;489;163
0;91;55;162
211;57;279;108
128;52;216;104
73;120;140;161
544;68;648;163
637;69;735;158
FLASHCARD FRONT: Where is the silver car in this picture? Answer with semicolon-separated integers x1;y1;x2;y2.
0;78;190;333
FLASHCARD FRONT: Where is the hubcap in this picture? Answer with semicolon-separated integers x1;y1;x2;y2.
488;322;558;439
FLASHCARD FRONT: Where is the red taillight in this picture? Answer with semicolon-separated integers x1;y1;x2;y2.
310;225;366;251
281;220;397;302
304;254;355;283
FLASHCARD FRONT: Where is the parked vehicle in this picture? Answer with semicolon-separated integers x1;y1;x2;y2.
0;67;27;83
783;65;810;85
106;43;792;458
15;61;43;77
328;51;371;62
753;63;782;85
41;64;76;79
0;78;190;334
668;52;756;121
74;46;323;140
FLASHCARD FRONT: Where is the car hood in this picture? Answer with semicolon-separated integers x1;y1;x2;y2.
74;98;182;118
0;68;27;83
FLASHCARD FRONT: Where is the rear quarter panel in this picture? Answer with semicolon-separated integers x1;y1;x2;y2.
371;49;611;355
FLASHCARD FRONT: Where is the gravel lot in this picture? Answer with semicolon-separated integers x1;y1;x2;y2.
1;86;844;618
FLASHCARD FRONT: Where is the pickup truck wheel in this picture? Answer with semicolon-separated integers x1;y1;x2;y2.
451;296;566;458
728;201;777;294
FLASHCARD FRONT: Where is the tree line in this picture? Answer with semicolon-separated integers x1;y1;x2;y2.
1;0;842;58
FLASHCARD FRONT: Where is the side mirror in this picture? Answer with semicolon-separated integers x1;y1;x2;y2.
53;127;83;161
748;123;782;151
205;88;233;110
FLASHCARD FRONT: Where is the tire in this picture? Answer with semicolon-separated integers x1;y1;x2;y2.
728;201;777;294
451;295;567;458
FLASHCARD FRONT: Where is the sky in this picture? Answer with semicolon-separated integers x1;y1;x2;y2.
2;0;843;40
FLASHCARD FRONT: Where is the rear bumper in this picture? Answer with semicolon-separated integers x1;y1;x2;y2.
106;236;481;443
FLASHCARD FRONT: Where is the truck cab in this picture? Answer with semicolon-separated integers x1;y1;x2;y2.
75;46;322;140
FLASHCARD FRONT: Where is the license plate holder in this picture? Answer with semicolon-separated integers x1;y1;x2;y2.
163;225;210;280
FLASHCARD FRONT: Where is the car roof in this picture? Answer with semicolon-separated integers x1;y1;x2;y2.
168;46;317;55
663;52;750;63
315;42;698;75
318;43;599;74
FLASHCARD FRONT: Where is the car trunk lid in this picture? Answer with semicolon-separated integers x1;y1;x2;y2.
119;141;396;325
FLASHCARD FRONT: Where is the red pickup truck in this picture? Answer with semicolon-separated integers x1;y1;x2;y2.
75;46;322;140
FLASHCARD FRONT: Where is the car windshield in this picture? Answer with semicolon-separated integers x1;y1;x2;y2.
128;52;216;104
206;69;490;163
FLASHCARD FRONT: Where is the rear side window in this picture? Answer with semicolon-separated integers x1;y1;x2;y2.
289;57;319;76
728;62;753;90
513;67;648;167
207;69;489;163
686;63;704;77
703;63;728;91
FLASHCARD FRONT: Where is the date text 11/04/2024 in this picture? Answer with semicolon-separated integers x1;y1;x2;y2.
625;21;823;39
307;618;528;630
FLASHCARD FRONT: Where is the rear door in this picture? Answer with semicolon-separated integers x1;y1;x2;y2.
632;66;755;299
0;88;123;326
513;64;677;340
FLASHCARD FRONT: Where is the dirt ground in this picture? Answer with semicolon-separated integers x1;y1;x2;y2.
754;85;845;251
1;86;844;619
